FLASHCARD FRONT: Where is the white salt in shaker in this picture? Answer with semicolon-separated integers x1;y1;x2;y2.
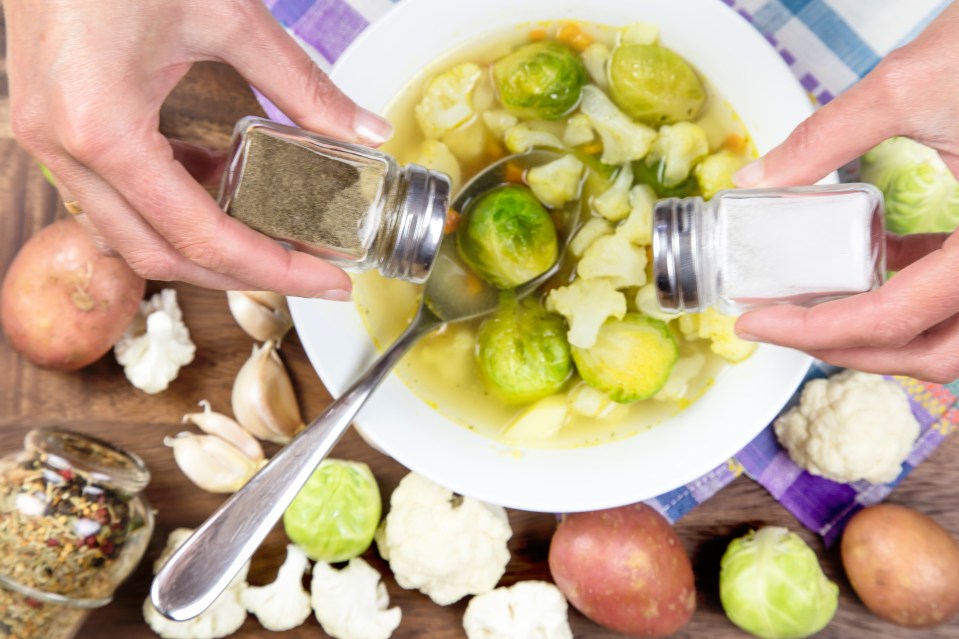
652;184;886;314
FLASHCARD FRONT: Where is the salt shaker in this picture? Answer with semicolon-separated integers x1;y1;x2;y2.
219;116;451;284
652;184;886;314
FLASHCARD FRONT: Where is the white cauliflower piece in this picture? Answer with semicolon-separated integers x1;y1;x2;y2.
577;234;647;290
481;110;519;141
653;352;706;402
527;155;585;208
463;581;573;639
580;85;656;165
647;122;710;187
241;545;311;632
562;113;595;147
592;163;633;221
115;288;195;394
774;370;920;484
144;528;249;639
415;63;482;139
546;278;627;349
695;149;747;199
679;309;757;363
503;124;564;154
567;383;627;420
311;558;401;639
616;184;656;246
635;284;676;322
441;119;487;164
415;140;461;193
569;217;613;257
621;22;660;45
376;473;512;606
580;43;611;89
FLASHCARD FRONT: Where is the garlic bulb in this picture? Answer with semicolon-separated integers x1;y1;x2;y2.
164;433;264;493
232;341;304;444
227;291;293;344
182;400;264;461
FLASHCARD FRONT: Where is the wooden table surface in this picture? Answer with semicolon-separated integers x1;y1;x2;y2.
1;15;958;639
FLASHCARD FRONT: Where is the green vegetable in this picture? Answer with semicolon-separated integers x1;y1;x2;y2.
457;185;558;289
476;296;572;404
283;459;381;562
38;163;56;187
572;313;678;403
608;44;706;125
860;137;959;234
720;527;839;639
634;157;699;198
493;41;588;120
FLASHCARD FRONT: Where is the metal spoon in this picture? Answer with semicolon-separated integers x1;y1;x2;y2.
151;149;570;620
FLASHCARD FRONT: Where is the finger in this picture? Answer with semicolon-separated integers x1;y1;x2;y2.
210;3;392;145
169;139;227;187
53;182;119;256
886;232;950;271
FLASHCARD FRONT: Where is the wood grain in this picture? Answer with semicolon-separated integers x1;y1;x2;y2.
0;26;957;639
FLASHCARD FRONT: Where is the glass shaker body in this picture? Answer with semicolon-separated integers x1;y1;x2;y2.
0;428;154;639
652;184;886;314
219;116;451;284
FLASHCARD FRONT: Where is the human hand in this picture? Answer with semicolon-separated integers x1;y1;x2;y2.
731;2;959;382
4;0;393;299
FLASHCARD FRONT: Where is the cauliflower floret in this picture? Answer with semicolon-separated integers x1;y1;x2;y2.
115;288;196;394
546;278;627;349
580;43;611;89
376;473;512;606
580;85;656;165
562;113;595;147
527;155;585;208
621;22;660;45
678;309;757;363
695;149;748;199
415;140;461;193
567;382;628;420
415;63;483;139
503;124;564;154
481;110;519;140
616;184;656;246
442;118;487;164
311;558;402;639
774;370;920;484
577;234;647;290
635;283;677;322
592;163;633;221
241;545;312;632
144;529;249;639
463;581;573;639
647;122;710;187
569;217;613;257
653;352;706;402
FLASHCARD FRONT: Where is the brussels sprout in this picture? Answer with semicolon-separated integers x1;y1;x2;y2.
720;527;839;639
476;296;572;404
493;41;588;120
457;185;558;289
608;44;706;125
572;313;678;403
283;459;381;562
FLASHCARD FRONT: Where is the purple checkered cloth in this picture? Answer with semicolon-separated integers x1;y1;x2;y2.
260;0;957;542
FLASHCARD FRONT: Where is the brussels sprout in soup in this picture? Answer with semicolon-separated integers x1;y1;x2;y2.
354;20;758;448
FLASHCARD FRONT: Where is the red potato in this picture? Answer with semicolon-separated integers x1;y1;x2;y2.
1;218;145;370
548;504;695;637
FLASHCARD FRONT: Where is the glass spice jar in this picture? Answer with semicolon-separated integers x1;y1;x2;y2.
652;183;886;314
0;428;154;639
219;116;452;284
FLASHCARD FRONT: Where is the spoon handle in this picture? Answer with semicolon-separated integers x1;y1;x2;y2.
151;313;436;621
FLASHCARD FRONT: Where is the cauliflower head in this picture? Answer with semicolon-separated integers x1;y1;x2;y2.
621;21;660;45
546;278;627;349
647;121;709;187
376;473;512;606
311;558;402;639
241;545;311;632
415;63;483;139
653;352;706;402
503;123;564;154
580;85;656;165
679;309;756;363
566;382;628;420
527;154;585;208
415;140;462;193
569;217;613;257
695;149;747;199
774;371;920;484
463;581;573;639
616;184;656;246
592;163;633;221
580;43;611;89
481;110;519;140
577;234;647;290
562;113;595;147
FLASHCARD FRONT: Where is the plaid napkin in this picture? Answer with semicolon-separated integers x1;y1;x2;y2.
260;0;957;541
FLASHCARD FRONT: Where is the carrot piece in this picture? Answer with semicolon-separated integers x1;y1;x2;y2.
444;209;462;235
529;28;548;41
723;134;747;153
557;23;593;52
504;162;526;185
465;271;484;295
485;138;506;160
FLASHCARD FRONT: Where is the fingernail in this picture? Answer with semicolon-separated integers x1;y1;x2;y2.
733;158;765;187
735;328;760;342
354;108;393;145
316;288;352;302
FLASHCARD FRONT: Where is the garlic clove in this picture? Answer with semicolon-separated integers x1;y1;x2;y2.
226;291;293;345
182;399;265;461
164;432;263;493
232;341;305;444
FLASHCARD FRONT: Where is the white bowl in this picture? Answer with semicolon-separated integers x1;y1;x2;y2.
290;0;815;512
